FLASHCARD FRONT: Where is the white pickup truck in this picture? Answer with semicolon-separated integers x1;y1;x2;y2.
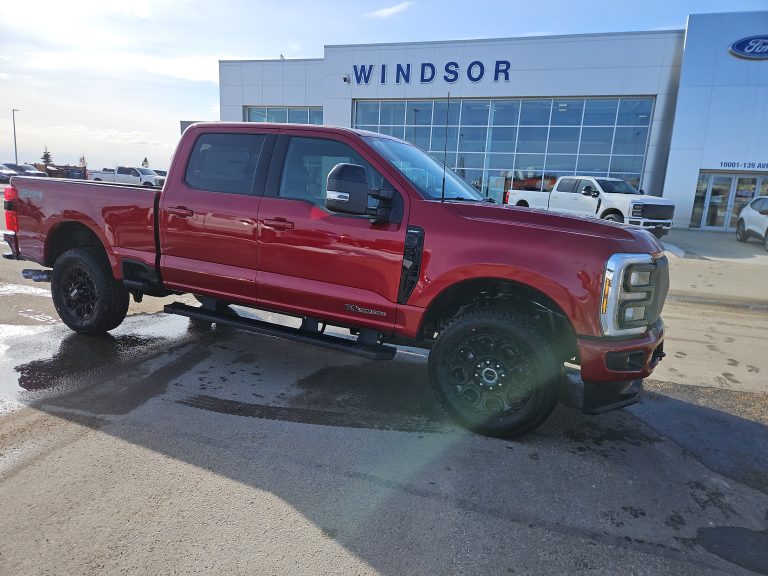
88;166;165;188
504;176;675;238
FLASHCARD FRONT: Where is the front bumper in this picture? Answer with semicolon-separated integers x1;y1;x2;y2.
577;320;665;413
627;218;672;236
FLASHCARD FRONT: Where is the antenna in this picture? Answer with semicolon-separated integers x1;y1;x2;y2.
440;92;450;203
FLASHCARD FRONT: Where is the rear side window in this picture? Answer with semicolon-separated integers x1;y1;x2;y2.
556;177;577;192
186;133;265;195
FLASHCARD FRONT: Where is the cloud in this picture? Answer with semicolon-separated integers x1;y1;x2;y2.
368;2;413;19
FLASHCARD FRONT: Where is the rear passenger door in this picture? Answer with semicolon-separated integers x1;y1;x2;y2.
160;129;275;304
256;131;408;331
547;177;578;213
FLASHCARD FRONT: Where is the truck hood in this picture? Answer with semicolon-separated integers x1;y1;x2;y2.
446;201;664;254
619;194;674;206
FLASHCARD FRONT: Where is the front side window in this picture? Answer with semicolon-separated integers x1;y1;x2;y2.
279;137;386;206
185;133;265;195
596;179;640;194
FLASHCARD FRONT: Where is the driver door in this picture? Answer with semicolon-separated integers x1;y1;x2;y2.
256;131;408;332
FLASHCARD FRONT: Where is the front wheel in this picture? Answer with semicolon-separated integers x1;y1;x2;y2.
428;308;562;437
736;220;747;242
51;248;129;334
764;229;768;252
603;213;624;224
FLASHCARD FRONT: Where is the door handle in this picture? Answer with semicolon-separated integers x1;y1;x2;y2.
262;218;294;231
167;206;194;218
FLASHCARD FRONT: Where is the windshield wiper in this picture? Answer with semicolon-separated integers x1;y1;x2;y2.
442;196;494;203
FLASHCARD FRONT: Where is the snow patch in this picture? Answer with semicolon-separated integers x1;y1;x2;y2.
0;283;51;297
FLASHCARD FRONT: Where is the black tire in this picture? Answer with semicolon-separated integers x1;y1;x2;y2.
142;181;154;187
603;213;624;224
764;229;768;253
736;220;748;242
51;248;129;334
651;228;667;239
428;308;562;437
517;201;529;207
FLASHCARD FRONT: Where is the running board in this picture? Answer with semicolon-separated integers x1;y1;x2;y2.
164;302;397;361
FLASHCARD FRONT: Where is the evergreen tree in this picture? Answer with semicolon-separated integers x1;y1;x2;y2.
141;157;149;168
41;146;53;165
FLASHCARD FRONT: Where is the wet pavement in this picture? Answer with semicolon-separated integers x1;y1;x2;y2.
0;308;766;575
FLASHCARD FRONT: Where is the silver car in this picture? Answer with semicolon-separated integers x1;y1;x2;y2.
736;195;768;251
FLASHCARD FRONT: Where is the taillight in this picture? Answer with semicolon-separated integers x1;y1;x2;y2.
503;189;510;205
4;185;18;232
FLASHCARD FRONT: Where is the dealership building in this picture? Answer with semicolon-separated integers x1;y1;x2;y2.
219;10;768;230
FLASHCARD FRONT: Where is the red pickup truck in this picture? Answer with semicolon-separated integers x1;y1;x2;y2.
3;123;668;437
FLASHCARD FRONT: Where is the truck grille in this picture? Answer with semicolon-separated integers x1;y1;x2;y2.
642;204;674;220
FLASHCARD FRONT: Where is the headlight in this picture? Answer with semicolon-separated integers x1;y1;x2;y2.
631;203;644;218
600;254;657;336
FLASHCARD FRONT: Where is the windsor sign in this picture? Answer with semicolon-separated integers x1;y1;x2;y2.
351;60;512;85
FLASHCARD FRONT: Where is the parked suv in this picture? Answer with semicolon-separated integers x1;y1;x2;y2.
735;196;768;251
3;163;47;177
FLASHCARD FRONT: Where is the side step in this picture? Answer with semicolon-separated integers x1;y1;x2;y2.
164;302;397;361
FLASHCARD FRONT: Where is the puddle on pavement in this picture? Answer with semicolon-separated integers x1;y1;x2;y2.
0;314;198;403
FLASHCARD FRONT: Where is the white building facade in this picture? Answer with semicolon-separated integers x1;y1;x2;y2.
219;11;768;229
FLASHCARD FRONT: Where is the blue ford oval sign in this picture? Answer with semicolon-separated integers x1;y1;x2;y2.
729;36;768;60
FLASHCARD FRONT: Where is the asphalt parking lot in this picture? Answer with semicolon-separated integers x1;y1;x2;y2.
0;226;767;575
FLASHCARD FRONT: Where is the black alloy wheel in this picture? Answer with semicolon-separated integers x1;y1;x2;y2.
60;264;98;320
428;308;561;437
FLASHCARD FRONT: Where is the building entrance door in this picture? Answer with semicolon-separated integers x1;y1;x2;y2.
694;172;766;230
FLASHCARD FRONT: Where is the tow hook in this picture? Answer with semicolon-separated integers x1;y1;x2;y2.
22;269;52;283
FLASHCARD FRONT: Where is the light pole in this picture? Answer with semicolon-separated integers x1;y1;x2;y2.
12;109;20;165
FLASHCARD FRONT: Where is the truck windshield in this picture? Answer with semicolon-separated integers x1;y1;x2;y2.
137;168;158;176
596;179;641;194
364;137;484;202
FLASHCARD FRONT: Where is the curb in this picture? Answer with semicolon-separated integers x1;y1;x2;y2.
662;242;685;258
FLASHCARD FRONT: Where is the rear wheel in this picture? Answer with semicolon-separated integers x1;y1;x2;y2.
428;308;562;437
736;220;747;242
51;248;129;334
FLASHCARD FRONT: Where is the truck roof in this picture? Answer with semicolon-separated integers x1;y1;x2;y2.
186;122;402;141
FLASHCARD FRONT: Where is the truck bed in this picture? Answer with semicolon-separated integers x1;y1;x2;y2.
9;177;159;274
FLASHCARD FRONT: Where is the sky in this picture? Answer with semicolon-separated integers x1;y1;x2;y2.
0;0;765;171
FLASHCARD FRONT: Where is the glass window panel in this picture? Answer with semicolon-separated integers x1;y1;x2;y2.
430;151;457;168
609;173;641;189
309;108;323;124
267;108;288;123
379;101;405;125
515;154;545;171
613;127;648;155
456;152;486;170
288;108;309;123
517;127;548;153
580;127;614;154
247;107;267;122
459;169;484;191
551;99;584;126
484;171;511;203
355;101;379;126
433;100;461;126
512;171;544;191
545;155;577;171
458;127;487;152
490;100;520;125
405;126;431;150
617;98;653;126
577;155;610;172
488;127;517;153
379;125;405;139
430;126;459;154
761;178;768;197
583;99;618;125
547;127;579;154
461;100;490;125
486;153;515;170
610;155;645;173
406;101;433;125
519;99;552;125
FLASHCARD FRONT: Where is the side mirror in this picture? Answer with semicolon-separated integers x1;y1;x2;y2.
760;209;768;216
639;189;645;194
582;185;595;196
326;163;369;215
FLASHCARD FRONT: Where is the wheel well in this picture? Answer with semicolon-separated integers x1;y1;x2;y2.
600;208;624;219
420;278;578;361
516;201;529;207
45;222;105;267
